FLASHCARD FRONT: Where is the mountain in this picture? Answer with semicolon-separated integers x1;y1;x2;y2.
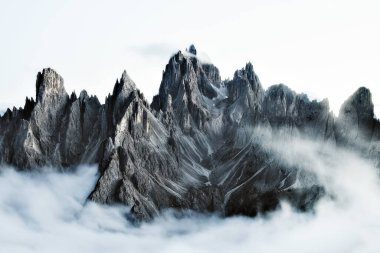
1;45;379;220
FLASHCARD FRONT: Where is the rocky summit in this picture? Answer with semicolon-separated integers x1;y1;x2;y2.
1;46;379;220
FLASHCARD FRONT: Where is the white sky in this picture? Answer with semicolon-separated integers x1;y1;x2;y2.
0;0;379;116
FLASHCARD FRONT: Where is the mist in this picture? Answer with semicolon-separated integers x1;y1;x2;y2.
1;129;380;253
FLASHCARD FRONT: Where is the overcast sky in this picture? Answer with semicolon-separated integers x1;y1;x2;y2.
1;0;379;116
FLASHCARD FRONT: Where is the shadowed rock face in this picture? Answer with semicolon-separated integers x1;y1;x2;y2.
1;45;379;220
336;87;375;144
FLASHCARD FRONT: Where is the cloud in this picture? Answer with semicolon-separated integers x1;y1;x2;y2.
128;43;213;64
128;43;179;60
1;129;380;252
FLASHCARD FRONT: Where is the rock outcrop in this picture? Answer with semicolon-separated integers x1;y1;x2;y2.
0;45;379;220
336;87;375;144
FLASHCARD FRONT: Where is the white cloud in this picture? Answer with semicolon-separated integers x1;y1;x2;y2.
1;129;380;252
128;43;179;61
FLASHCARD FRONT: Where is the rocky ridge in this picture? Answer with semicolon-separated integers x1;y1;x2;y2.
1;45;379;220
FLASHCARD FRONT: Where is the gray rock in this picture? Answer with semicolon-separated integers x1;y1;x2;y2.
336;87;375;145
188;44;197;55
263;84;335;139
1;46;379;221
151;50;221;132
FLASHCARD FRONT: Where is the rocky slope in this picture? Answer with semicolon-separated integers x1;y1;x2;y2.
1;45;379;220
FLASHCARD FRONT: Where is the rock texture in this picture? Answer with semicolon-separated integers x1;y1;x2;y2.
1;45;379;220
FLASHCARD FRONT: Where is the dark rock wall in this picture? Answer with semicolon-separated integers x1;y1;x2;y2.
1;46;379;220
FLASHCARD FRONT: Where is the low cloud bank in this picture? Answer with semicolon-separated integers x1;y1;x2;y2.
1;130;380;253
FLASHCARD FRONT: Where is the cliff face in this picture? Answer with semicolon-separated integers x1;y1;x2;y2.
1;46;379;220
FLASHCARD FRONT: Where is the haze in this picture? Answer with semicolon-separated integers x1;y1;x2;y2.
1;0;380;116
1;129;380;252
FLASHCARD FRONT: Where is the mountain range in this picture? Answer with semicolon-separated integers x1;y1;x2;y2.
1;45;379;220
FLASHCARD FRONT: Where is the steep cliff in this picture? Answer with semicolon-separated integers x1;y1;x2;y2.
1;45;379;220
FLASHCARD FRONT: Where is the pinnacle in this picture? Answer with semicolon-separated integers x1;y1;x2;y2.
188;44;197;55
35;68;66;102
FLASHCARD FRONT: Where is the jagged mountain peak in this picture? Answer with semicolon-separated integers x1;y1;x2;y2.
233;62;260;84
226;62;264;108
344;86;373;111
230;62;262;93
1;50;379;221
35;68;66;103
339;86;374;119
120;70;135;86
112;70;137;98
79;90;89;100
187;44;197;55
337;86;374;142
70;91;78;101
151;47;221;113
265;83;298;101
22;96;36;120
